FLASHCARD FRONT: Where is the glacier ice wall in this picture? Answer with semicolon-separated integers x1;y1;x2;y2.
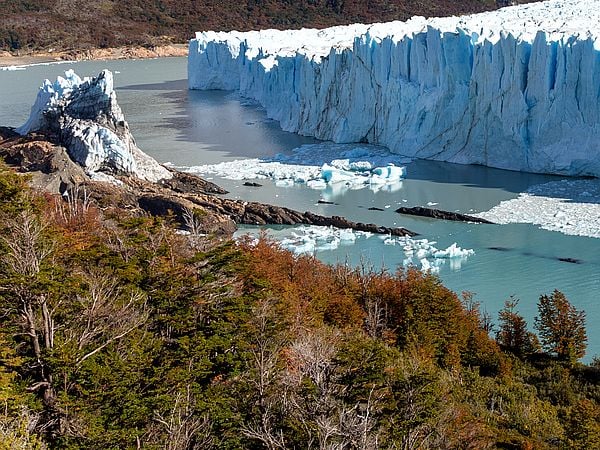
188;0;600;177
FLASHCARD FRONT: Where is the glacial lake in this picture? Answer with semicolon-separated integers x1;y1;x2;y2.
1;57;599;360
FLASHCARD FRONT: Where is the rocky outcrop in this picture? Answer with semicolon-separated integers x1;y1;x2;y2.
1;127;416;238
17;70;172;182
0;127;88;193
396;206;494;224
4;69;416;238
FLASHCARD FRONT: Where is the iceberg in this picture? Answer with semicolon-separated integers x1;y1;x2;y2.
18;69;172;182
189;0;600;177
238;225;474;273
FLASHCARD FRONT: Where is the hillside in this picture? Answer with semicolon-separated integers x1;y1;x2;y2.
0;151;599;448
1;0;527;53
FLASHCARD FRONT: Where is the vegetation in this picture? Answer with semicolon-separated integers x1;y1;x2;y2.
0;159;598;449
535;290;587;365
0;0;537;53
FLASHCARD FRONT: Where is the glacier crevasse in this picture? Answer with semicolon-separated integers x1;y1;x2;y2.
188;0;600;176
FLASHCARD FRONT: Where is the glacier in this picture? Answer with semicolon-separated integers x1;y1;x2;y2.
189;0;600;177
18;69;172;183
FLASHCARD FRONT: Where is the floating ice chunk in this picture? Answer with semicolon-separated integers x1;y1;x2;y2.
432;243;475;259
387;235;475;272
274;225;374;255
307;179;327;189
275;179;295;187
420;259;440;273
475;179;600;238
238;225;474;272
338;228;357;242
321;164;356;184
185;144;406;196
349;161;372;171
371;164;406;181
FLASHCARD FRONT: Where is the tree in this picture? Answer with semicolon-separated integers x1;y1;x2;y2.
496;297;539;356
534;290;587;364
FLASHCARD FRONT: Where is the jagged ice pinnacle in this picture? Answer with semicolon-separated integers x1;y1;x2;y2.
188;0;600;177
18;69;172;182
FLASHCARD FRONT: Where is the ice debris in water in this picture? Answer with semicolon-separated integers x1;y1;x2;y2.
278;226;373;255
474;178;600;238
239;225;474;273
185;143;407;195
381;235;474;273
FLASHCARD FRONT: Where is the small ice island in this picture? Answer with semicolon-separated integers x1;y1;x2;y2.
18;69;172;183
189;0;600;177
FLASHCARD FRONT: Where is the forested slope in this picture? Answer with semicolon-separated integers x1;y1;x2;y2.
0;0;528;52
0;159;598;448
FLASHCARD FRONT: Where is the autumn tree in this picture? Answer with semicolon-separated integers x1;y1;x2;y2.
534;290;587;364
496;297;539;356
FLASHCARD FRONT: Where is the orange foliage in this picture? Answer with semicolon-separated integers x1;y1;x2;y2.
240;238;364;329
240;236;505;373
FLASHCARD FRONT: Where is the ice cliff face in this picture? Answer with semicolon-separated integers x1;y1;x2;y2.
189;0;600;177
18;70;172;182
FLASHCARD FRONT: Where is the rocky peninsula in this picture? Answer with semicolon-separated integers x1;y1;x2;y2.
1;70;416;238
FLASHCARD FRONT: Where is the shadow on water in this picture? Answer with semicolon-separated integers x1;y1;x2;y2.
120;80;320;160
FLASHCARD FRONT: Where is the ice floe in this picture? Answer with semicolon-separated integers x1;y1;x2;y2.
380;235;474;273
184;142;408;196
475;179;600;238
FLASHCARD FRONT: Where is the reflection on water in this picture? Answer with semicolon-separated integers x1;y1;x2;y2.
1;56;598;360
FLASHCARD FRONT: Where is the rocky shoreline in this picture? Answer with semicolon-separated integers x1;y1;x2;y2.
0;44;187;68
0;68;416;240
0;127;416;238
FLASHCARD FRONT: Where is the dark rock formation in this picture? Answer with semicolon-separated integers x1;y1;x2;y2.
396;206;494;224
1;127;417;238
159;169;226;195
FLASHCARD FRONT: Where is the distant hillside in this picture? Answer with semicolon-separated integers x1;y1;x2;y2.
0;0;533;53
